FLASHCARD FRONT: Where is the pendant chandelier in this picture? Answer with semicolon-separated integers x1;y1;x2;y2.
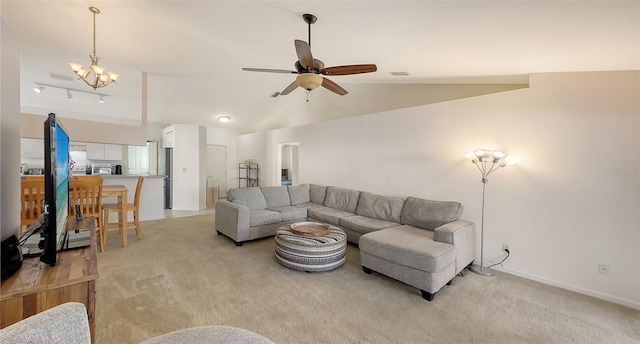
68;7;119;89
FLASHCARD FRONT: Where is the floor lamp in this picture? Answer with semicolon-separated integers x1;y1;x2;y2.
465;149;516;277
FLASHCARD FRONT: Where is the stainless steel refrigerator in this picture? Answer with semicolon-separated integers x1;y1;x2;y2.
159;147;173;209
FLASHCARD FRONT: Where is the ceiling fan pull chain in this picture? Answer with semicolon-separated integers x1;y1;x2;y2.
306;90;310;102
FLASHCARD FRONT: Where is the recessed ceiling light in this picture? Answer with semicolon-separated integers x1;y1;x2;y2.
218;115;231;123
390;71;410;76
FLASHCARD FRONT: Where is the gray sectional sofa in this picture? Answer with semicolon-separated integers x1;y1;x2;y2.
214;184;475;300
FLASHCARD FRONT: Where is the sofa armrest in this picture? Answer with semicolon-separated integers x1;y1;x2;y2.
215;200;250;242
0;302;90;344
434;220;474;274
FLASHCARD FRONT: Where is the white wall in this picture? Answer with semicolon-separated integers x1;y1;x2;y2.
1;17;22;241
236;71;640;309
170;124;207;210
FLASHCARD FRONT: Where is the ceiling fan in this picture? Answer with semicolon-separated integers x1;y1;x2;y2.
242;13;377;97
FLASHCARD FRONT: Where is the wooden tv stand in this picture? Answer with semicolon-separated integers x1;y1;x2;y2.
0;217;98;342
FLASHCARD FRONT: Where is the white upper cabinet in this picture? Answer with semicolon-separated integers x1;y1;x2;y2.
20;138;45;158
86;143;123;160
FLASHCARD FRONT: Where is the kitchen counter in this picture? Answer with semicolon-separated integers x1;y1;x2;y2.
101;176;165;221
100;174;166;179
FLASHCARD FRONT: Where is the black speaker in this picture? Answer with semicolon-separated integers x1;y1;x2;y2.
1;235;23;280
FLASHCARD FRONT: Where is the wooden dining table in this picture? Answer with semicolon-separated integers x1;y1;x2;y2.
102;184;130;247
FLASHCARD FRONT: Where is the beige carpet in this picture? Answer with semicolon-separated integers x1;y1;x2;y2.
96;215;639;344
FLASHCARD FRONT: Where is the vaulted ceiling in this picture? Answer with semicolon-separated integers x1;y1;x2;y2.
2;1;638;133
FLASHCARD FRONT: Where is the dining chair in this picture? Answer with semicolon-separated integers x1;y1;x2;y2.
69;177;104;252
20;179;46;236
103;176;144;246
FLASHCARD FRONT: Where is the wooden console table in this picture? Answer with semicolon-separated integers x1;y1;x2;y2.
0;217;98;342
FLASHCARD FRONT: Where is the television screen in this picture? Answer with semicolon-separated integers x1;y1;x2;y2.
40;113;69;266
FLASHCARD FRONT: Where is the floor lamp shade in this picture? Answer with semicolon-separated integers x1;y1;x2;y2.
465;148;516;277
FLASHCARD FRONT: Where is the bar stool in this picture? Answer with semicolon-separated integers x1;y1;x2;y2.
103;176;144;246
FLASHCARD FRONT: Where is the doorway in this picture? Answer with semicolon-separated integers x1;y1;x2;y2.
278;142;299;186
206;145;226;207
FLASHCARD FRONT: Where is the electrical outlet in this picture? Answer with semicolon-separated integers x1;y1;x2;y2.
599;263;609;275
503;243;510;251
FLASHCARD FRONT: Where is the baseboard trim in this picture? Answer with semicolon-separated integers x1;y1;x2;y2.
483;263;640;311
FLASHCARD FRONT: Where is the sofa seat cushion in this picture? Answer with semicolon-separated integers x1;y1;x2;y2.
356;192;405;223
228;187;267;210
359;225;455;273
324;186;360;213
250;209;282;226
400;197;464;230
307;206;355;226
339;215;400;235
268;206;307;222
261;186;291;208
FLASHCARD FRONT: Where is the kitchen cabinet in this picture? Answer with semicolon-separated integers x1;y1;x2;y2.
162;130;174;148
86;143;122;160
20;138;44;158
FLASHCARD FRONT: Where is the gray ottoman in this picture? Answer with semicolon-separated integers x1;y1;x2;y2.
275;225;347;272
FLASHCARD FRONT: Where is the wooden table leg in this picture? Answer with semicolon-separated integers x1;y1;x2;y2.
121;190;128;248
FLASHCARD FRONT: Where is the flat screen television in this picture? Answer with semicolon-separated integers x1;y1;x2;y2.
40;113;70;266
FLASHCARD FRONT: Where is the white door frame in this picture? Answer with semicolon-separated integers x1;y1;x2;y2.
277;141;299;186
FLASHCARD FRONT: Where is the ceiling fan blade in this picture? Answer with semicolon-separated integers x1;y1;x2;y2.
320;64;378;76
321;77;348;96
280;80;299;95
242;68;297;74
294;39;314;70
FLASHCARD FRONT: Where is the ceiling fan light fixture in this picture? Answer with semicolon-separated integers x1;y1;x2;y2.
296;73;323;90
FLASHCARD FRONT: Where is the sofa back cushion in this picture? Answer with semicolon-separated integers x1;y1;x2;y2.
356;192;405;223
261;186;291;208
324;186;360;213
227;187;267;210
400;197;464;230
287;184;310;205
309;184;328;204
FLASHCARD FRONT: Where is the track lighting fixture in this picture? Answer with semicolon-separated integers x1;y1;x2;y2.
33;83;109;103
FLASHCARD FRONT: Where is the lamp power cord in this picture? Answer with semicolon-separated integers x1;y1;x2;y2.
486;248;510;269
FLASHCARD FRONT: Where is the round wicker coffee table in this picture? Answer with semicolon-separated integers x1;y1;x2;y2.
274;223;347;272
